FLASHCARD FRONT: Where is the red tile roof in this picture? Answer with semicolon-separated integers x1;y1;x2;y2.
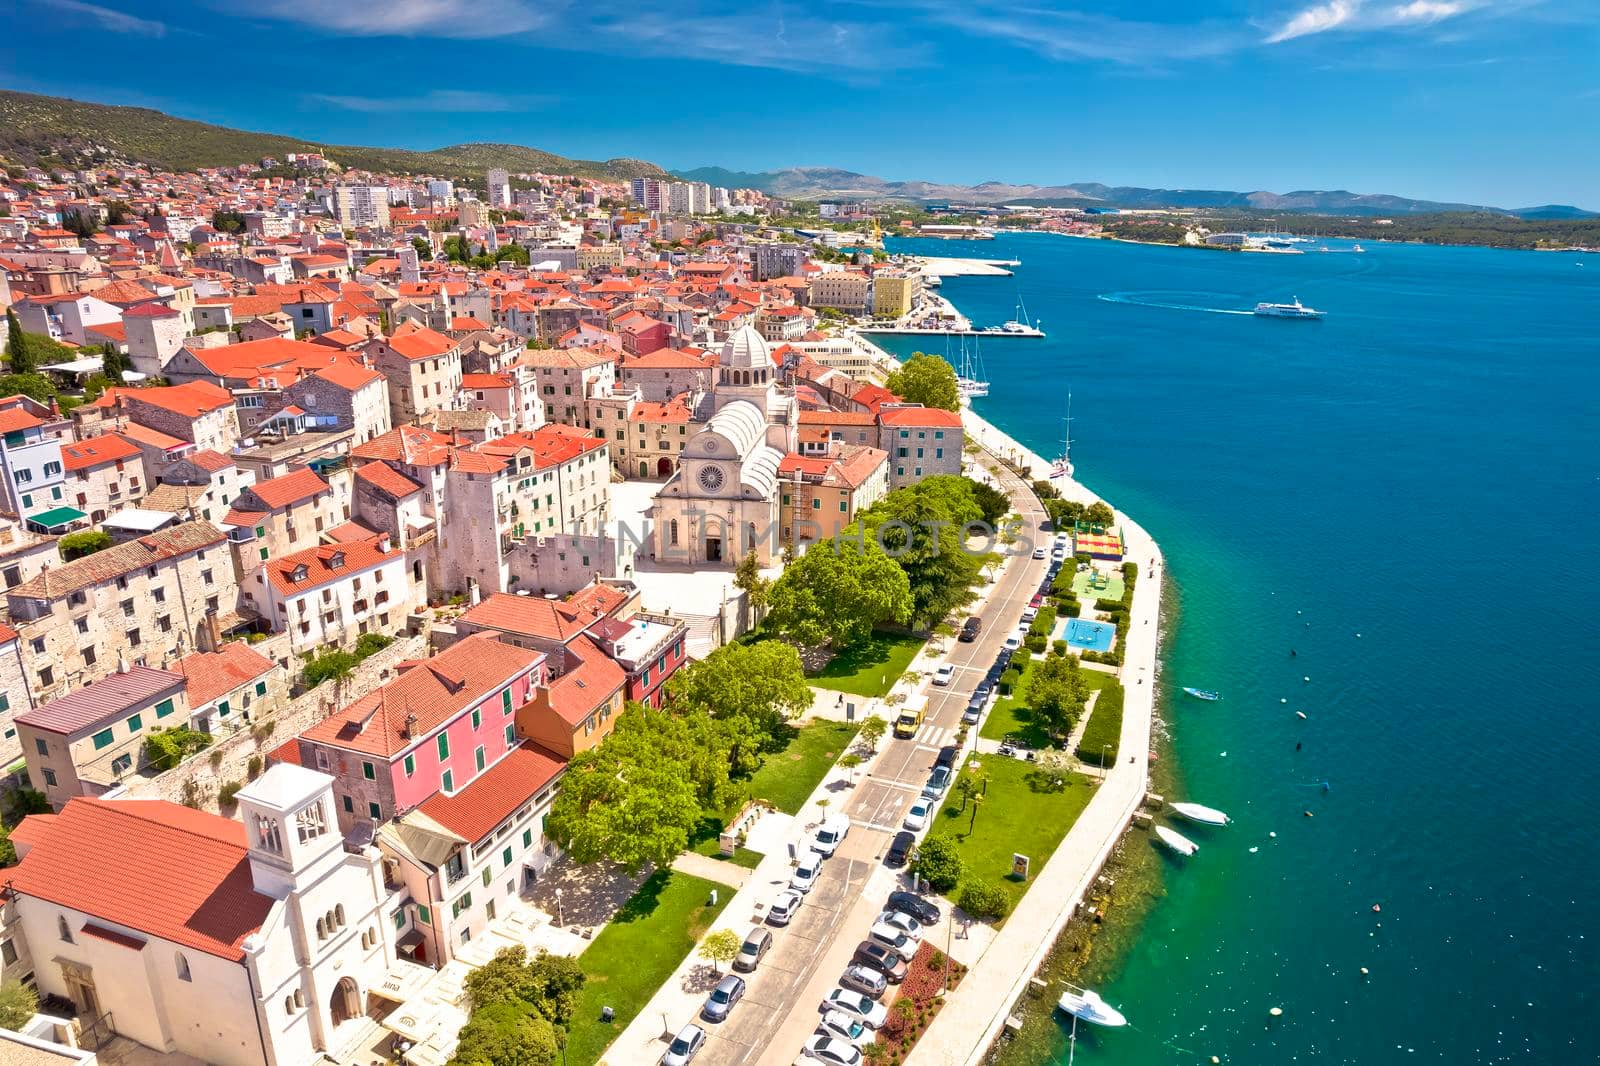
543;636;626;726
126;381;235;418
242;467;328;510
299;634;542;758
263;538;400;597
175;642;276;706
416;742;565;844
0;408;45;434
459;592;610;644
61;432;142;472
8;798;275;960
355;461;424;499
382;328;456;361
312;362;383;390
878;404;963;427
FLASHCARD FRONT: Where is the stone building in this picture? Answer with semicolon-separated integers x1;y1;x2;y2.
221;467;346;578
278;363;392;445
246;535;411;654
61;432;148;523
120;382;241;455
367;326;462;424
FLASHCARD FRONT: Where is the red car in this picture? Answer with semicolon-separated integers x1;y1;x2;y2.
1029;593;1045;609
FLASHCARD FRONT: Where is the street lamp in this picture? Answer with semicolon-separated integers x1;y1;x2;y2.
555;888;564;927
1100;744;1111;780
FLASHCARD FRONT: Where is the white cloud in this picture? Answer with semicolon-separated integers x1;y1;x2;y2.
38;0;167;36
1391;0;1467;20
248;0;552;39
1266;0;1360;42
306;90;550;113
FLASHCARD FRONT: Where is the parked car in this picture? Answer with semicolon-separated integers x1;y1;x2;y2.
923;766;952;799
824;987;889;1028
962;700;983;725
1021;606;1038;624
885;890;941;926
662;1023;705;1066
1032;546;1047;559
932;663;955;686
852;941;908;982
733;927;772;973
935;744;959;770
791;852;824;894
893;705;924;739
876;910;925;940
884;830;915;868
1002;634;1022;652
974;681;993;703
803;1035;862;1065
810;816;850;857
768;890;803;926
959;616;983;642
817;1009;871;1045
902;799;931;831
838;963;888;999
866;922;918;962
702;973;746;1022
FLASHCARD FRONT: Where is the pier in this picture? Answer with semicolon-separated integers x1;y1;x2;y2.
860;325;1045;338
917;256;1022;277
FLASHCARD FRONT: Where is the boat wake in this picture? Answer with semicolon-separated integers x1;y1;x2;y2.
1098;292;1253;316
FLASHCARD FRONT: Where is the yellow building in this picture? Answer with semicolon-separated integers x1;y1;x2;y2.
872;271;920;318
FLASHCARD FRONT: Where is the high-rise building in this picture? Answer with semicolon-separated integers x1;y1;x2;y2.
427;179;456;205
332;184;390;229
486;168;511;208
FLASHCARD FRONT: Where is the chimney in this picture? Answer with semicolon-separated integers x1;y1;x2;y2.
202;609;223;653
116;649;129;674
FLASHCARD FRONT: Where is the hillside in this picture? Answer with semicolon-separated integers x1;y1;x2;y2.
0;90;666;182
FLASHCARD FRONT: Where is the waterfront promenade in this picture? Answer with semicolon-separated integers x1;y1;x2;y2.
904;410;1162;1066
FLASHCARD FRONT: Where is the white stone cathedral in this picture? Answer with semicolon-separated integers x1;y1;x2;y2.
651;326;796;567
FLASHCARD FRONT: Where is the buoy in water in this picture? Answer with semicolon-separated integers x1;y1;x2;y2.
1296;711;1308;720
1269;1007;1284;1017
1280;698;1288;704
1303;676;1311;682
1303;810;1314;818
1269;831;1277;838
1360;967;1370;976
1372;904;1382;913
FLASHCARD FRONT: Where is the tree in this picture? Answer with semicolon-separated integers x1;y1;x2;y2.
0;980;37;1030
543;709;706;873
884;352;960;412
859;714;888;752
302;648;359;691
697;929;741;972
667;642;811;740
1028;653;1090;738
463;946;585;1024
765;539;912;649
1084;501;1116;529
969;479;1010;527
4;309;32;373
411;236;434;261
0;373;57;404
839;752;863;781
957;879;1011;920
59;530;112;560
447;999;559;1066
732;551;770;612
910;835;965;892
855;476;984;628
0;824;14;868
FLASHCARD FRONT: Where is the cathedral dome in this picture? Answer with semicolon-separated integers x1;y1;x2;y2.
721;324;772;370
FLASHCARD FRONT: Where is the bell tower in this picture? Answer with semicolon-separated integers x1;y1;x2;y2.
237;763;344;899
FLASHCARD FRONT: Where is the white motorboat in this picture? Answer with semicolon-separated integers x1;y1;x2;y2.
1171;801;1230;826
1253;296;1325;319
1057;985;1127;1027
1155;825;1199;856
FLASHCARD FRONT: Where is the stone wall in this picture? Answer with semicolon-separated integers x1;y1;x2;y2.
119;631;429;815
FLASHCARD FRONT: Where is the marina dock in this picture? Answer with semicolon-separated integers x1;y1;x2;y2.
860;325;1045;338
917;256;1022;277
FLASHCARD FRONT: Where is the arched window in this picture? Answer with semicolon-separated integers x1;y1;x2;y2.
175;952;192;982
335;904;346;928
669;520;679;546
315;917;326;940
284;996;294;1015
293;989;304;1010
58;915;73;943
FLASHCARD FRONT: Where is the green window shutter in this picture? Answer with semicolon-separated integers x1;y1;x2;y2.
403;754;415;776
155;698;175;719
125;713;142;733
504;723;515;746
368;802;381;819
441;770;453;792
392;908;405;930
471;708;480;729
475;746;485;771
502;847;512;868
0;694;8;712
522;829;532;848
501;689;513;715
255;681;267;696
342;795;353;812
416;904;431;924
437;733;449;759
362;761;375;780
217;700;229;718
255;526;265;537
92;728;114;750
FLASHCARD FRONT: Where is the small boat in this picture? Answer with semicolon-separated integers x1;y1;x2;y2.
1155;825;1199;856
1182;687;1221;701
1057;985;1127;1027
1253;297;1325;319
1171;802;1231;826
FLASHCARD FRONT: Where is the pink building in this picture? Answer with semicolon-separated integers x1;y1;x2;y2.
292;633;546;831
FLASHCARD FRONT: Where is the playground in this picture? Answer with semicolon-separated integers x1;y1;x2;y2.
1072;566;1125;602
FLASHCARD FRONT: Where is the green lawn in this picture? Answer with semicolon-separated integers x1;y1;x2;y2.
746;720;859;814
1072;568;1124;603
932;754;1095;917
567;870;729;1064
688;819;766;869
808;631;925;697
979;663;1119;749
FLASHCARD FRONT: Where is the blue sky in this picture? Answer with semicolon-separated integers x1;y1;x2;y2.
2;0;1596;207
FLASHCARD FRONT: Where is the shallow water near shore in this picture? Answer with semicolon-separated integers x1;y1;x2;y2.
875;233;1599;1065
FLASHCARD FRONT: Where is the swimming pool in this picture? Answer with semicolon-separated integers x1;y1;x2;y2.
1065;618;1116;653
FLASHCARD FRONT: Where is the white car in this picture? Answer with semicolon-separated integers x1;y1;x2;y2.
932;663;955;686
1032;546;1047;559
767;890;803;926
790;852;823;894
810;816;850;857
803;1035;862;1065
822;988;888;1029
866;921;918;962
817;1009;870;1046
902;799;931;831
876;909;925;940
1003;634;1022;652
1021;606;1038;623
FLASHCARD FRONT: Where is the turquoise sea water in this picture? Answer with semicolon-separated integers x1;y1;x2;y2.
876;234;1599;1065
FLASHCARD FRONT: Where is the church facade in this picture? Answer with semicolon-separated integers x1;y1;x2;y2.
651;326;796;567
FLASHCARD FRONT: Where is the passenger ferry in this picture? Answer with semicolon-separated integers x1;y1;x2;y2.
1253;296;1325;319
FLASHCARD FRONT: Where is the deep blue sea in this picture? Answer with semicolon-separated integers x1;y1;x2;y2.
877;233;1600;1065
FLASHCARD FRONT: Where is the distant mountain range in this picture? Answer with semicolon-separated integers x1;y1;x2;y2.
672;165;1594;219
0;90;666;182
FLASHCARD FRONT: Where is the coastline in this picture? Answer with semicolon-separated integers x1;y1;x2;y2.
857;331;1165;1066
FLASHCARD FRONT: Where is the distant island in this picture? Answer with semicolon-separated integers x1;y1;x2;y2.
1088;211;1600;253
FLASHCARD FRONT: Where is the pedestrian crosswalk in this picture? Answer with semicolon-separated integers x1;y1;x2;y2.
914;722;956;748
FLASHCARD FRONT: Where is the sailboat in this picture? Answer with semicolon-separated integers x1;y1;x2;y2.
1050;391;1074;479
955;334;989;402
1001;295;1039;333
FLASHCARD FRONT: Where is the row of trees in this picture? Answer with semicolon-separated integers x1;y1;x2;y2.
543;641;810;873
762;475;1010;650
